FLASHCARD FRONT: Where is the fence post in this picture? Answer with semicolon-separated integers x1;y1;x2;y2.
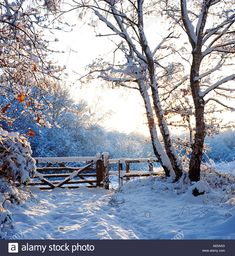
148;158;153;175
118;161;123;187
96;159;105;187
125;161;130;181
102;152;110;189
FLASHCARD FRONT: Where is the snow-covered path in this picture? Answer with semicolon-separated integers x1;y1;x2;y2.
6;175;235;240
9;188;138;239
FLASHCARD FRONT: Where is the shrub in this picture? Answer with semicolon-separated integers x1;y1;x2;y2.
0;128;36;234
0;128;36;183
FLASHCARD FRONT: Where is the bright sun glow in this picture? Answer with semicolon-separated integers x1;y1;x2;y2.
54;23;151;135
52;13;176;136
53;14;234;136
70;83;149;135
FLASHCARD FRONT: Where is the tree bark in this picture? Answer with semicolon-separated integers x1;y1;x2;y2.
136;2;183;179
188;52;205;181
139;80;175;177
189;102;205;181
151;83;183;180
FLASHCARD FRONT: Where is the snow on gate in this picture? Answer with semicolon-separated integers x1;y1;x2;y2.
29;153;160;190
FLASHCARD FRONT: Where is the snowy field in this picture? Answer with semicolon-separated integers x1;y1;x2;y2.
3;162;235;240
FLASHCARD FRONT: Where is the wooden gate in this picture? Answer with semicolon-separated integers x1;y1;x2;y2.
29;153;160;190
29;153;109;190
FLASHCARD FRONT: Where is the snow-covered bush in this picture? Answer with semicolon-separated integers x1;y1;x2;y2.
191;180;210;196
0;128;36;184
0;205;12;239
0;128;36;231
206;130;235;162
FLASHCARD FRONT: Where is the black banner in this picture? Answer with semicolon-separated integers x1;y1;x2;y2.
0;240;235;256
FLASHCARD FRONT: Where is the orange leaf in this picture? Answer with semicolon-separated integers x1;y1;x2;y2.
36;114;40;123
32;63;37;71
17;93;26;103
1;103;11;113
27;129;35;137
7;121;13;126
26;101;31;107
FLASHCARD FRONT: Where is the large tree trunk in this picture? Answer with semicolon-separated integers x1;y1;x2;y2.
136;4;183;179
139;80;175;177
189;102;205;181
188;53;205;181
150;83;183;180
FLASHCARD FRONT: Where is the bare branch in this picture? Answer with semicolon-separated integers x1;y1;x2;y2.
114;82;139;91
199;58;225;79
203;13;235;43
205;98;235;110
152;32;175;56
161;76;188;101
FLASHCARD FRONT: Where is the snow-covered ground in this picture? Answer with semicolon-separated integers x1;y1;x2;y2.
215;160;235;176
3;164;235;240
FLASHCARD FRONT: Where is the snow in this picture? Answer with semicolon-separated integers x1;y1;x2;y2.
139;79;175;177
5;188;137;239
0;128;36;184
181;0;197;44
0;128;37;234
215;161;235;176
35;156;99;164
3;169;235;240
196;11;204;37
191;180;211;194
201;74;235;97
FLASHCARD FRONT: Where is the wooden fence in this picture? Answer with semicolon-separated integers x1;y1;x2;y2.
29;153;160;190
109;157;160;187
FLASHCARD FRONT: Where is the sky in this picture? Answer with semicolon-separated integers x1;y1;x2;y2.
53;19;151;135
51;8;177;136
51;5;235;136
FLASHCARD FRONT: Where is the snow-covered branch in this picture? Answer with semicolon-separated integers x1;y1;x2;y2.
94;10;122;38
108;4;147;63
203;40;235;57
161;76;188;101
201;74;235;97
137;0;155;70
98;74;136;84
180;0;197;46
114;82;139;91
195;1;210;43
152;32;176;57
199;58;224;79
203;13;235;43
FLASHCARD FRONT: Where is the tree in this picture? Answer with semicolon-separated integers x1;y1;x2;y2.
0;0;64;125
48;0;234;181
162;0;235;181
68;0;183;179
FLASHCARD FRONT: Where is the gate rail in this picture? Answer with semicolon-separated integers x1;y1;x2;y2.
29;153;160;190
30;153;109;190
